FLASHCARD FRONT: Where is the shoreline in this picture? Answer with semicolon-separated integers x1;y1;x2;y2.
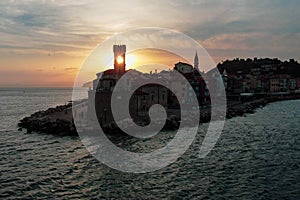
18;94;300;136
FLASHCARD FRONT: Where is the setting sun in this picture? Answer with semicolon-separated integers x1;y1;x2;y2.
116;56;124;64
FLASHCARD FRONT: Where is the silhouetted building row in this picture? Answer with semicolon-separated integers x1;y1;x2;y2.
88;44;300;127
88;45;211;126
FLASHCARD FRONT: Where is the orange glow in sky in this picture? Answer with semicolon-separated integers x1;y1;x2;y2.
0;48;189;88
0;52;85;88
125;48;189;73
126;54;136;67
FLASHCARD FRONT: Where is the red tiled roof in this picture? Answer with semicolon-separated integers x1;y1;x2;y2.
103;69;117;75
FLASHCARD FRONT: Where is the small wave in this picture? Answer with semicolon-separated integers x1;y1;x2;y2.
16;148;33;152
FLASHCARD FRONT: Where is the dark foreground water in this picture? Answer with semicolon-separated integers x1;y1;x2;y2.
0;88;299;199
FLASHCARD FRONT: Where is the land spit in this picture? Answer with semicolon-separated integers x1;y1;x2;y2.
18;95;300;136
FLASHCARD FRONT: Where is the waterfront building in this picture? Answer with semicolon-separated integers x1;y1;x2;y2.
174;62;194;74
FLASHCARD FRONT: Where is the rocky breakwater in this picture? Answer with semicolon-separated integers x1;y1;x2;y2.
226;99;267;119
18;94;300;136
226;94;300;119
18;104;77;136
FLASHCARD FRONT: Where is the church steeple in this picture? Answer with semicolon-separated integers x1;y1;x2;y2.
194;51;199;71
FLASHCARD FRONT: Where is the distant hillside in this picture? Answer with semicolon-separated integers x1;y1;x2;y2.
82;81;92;88
217;58;300;77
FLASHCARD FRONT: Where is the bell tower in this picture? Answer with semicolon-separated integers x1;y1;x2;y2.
113;44;126;74
194;51;199;71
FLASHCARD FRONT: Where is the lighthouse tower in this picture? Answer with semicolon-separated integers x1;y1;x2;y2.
113;44;126;74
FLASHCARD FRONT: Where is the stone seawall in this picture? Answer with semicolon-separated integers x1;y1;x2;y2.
18;104;77;136
18;95;300;136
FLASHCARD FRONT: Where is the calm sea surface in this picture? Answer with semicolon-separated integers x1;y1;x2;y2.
0;88;299;199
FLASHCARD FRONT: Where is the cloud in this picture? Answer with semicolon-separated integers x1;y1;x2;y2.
202;32;264;51
0;0;299;65
64;67;78;72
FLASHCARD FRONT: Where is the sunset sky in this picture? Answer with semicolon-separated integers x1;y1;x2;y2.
0;0;299;87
